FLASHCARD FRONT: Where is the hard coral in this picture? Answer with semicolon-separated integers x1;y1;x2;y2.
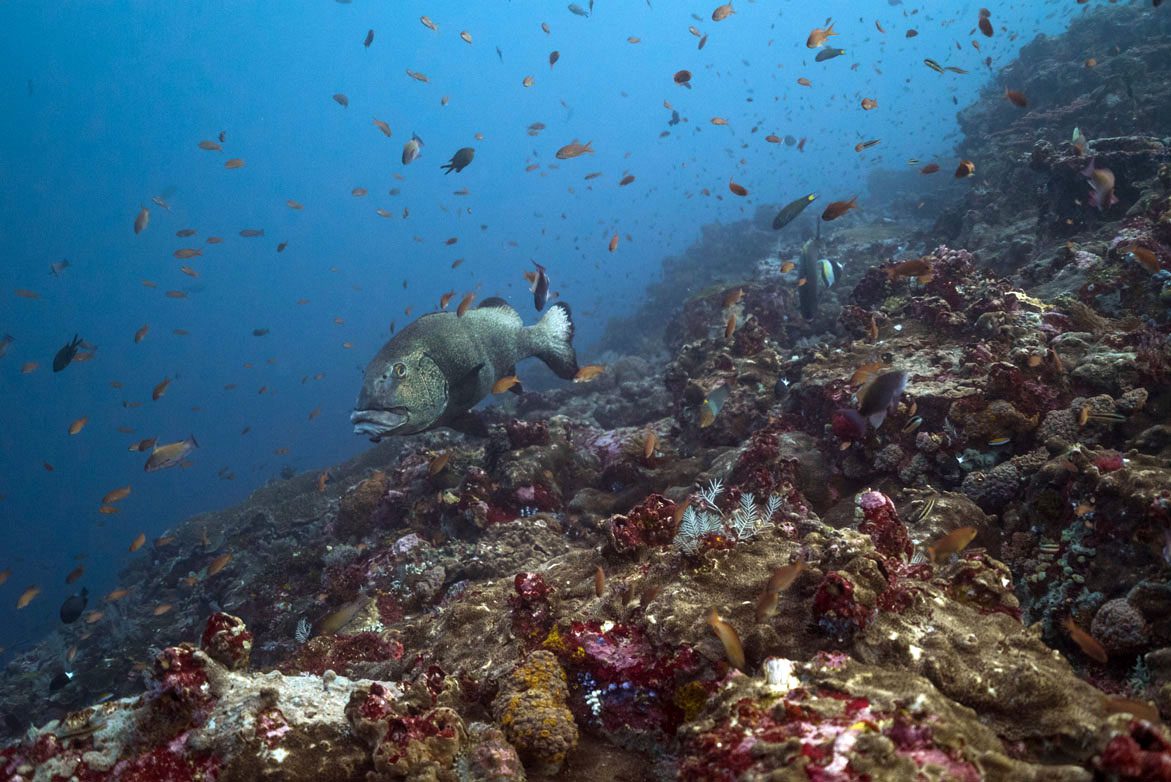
288;632;404;677
607;493;677;553
346;682;466;782
334;470;391;540
812;572;873;643
200;612;253;671
492;651;579;775
856;490;912;561
509;572;557;645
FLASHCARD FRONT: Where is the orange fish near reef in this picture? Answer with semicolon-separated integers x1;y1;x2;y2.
728;179;748;196
883;258;934;284
821;196;858;221
1004;89;1028;108
68;417;88;435
207;552;232;577
574;365;605;382
492;375;520;394
955;160;976;178
129;533;146;553
926;526;977;563
706;608;746;670
1064;617;1108;664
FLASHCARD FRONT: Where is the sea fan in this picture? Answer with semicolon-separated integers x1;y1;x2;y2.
674;504;722;554
699;478;724;508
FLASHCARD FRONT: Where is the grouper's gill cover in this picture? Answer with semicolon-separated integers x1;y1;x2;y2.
351;299;577;439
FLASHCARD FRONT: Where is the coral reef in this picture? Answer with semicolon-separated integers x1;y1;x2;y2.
5;6;1171;779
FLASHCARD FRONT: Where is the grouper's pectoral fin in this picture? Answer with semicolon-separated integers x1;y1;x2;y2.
444;361;486;412
445;410;490;438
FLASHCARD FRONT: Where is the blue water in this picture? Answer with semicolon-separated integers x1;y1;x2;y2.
0;0;1086;651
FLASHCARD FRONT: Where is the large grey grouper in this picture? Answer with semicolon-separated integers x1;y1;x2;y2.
351;298;577;439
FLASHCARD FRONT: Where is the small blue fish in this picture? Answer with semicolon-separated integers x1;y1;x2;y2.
815;48;846;62
568;3;589;17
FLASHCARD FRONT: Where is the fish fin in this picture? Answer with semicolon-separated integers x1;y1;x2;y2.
445;410;490;438
867;410;888;429
529;302;578;379
189;434;200;448
478;296;513;310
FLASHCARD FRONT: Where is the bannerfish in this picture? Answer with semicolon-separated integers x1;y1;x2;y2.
818;257;843;288
144;435;199;472
772;193;816;231
352;299;578;439
59;589;87;624
530;262;550;311
53;335;84;372
441;147;475;174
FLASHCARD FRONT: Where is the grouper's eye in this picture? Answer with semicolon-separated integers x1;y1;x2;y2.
393;362;407;378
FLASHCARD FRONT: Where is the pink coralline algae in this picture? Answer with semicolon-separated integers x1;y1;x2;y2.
607;493;677;553
505;418;550;449
678;690;982;782
544;620;710;739
152;644;213;718
856;490;912;561
346;682;465;782
200;611;253;671
812;572;872;642
286;632;404;677
1096;720;1171;781
509;571;557;644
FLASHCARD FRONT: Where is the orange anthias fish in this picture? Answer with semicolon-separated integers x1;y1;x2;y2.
883;258;934;284
68;417;88;436
456;292;475;316
927;526;978;563
1064;617;1108;664
1004;89;1028;108
152;377;171;400
16;585;41;609
492;375;521;394
712;2;735;22
706;608;746;670
129;533;146;553
102;485;132;504
555;140;594;159
574;365;605;382
821;196;858;221
207;552;232;576
728;179;748;196
806;23;837;49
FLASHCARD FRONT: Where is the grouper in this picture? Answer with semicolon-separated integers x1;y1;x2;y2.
351;298;578;440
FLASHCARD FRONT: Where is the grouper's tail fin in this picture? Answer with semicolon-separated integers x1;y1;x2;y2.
529;302;578;379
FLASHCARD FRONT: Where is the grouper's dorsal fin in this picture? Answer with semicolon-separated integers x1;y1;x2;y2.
478;296;513;310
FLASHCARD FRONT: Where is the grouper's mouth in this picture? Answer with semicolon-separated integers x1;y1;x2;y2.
351;408;408;442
